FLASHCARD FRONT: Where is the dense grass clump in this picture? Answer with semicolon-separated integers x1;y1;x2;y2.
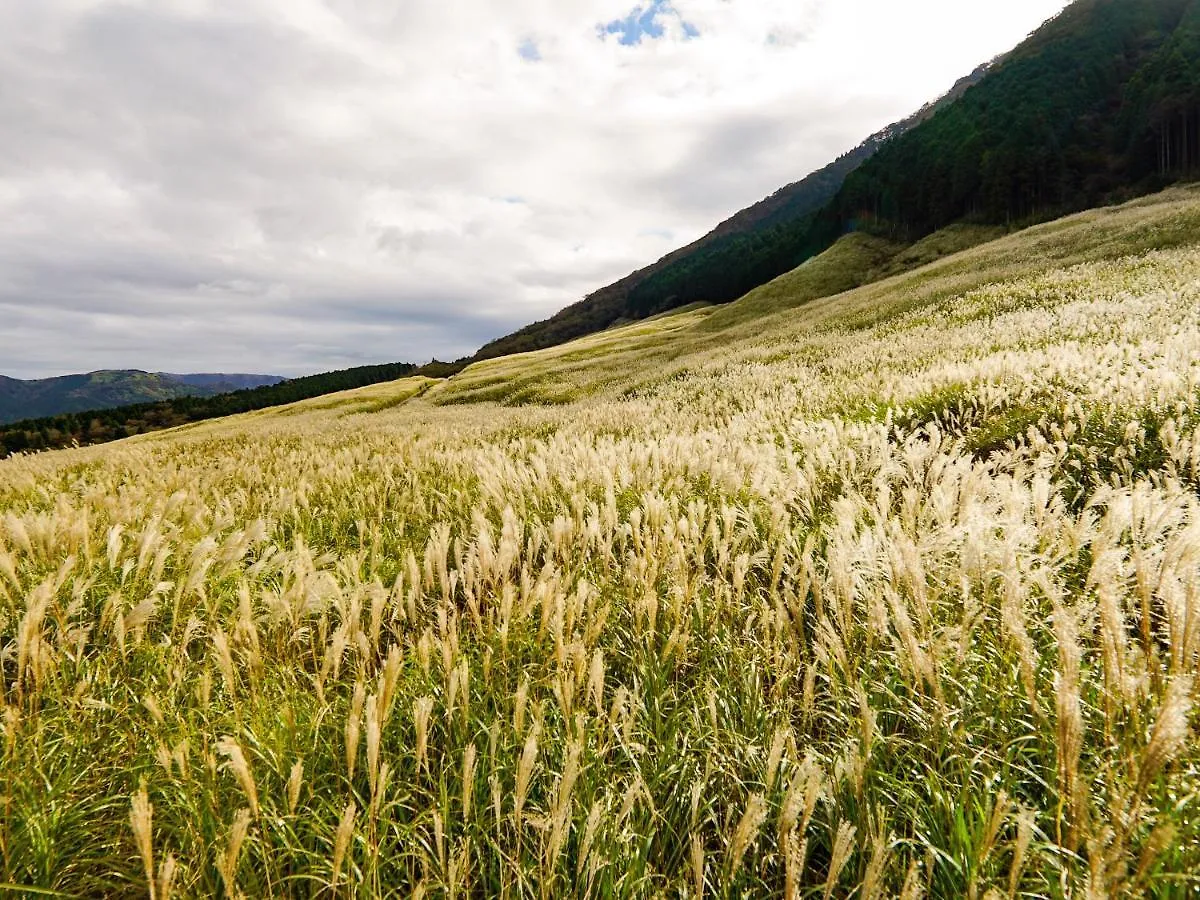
2;188;1200;896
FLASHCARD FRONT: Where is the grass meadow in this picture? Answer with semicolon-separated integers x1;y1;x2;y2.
3;187;1200;896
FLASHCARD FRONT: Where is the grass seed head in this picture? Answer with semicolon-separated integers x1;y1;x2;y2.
219;809;252;898
727;793;768;879
216;737;260;818
823;821;857;900
1138;676;1194;795
332;801;357;888
129;784;156;900
287;759;304;815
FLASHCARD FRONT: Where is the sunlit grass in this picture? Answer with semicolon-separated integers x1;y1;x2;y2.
2;186;1200;896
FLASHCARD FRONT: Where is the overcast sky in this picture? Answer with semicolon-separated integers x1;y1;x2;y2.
0;0;1072;379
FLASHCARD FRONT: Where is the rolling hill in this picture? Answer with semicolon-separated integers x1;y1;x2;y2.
472;61;995;362
475;0;1200;360
0;370;283;425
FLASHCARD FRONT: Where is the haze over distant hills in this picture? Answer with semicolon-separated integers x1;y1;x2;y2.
0;370;283;425
158;373;286;391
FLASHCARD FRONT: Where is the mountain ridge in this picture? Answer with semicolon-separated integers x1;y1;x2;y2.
0;370;284;425
471;60;997;362
158;373;286;391
475;0;1200;360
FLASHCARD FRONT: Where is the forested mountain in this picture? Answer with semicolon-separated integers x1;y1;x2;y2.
477;0;1200;357
0;362;424;455
0;370;277;425
831;0;1200;238
0;370;285;425
472;63;993;361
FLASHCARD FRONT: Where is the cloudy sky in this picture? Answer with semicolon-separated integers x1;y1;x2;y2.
0;0;1071;379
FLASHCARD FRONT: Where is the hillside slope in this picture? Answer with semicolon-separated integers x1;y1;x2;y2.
0;370;284;425
476;0;1200;362
3;187;1200;896
436;184;1200;405
0;371;205;424
472;63;993;362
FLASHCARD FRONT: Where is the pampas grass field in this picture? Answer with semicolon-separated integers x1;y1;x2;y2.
4;187;1200;896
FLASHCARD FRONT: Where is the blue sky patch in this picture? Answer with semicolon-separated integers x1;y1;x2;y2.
600;1;700;46
517;38;542;61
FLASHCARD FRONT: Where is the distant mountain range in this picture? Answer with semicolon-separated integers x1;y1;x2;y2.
0;370;284;424
475;0;1200;359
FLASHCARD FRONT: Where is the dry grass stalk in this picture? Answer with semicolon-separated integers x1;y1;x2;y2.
157;854;178;900
783;831;807;900
861;828;892;900
726;793;767;879
1137;676;1194;795
346;680;366;783
332;801;357;889
462;744;478;822
513;729;539;827
823;821;856;900
219;809;251;898
216;737;260;819
1052;602;1085;851
129;785;156;900
690;832;705;899
413;697;434;772
287;760;304;815
1008;808;1035;899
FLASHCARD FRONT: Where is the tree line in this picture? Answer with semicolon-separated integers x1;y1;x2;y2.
0;360;467;457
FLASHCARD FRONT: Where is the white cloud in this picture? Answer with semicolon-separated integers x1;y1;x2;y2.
0;0;1070;378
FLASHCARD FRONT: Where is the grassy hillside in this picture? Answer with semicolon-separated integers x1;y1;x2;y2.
2;187;1200;895
693;232;904;328
472;0;1200;365
633;0;1200;319
470;63;993;363
439;185;1200;405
